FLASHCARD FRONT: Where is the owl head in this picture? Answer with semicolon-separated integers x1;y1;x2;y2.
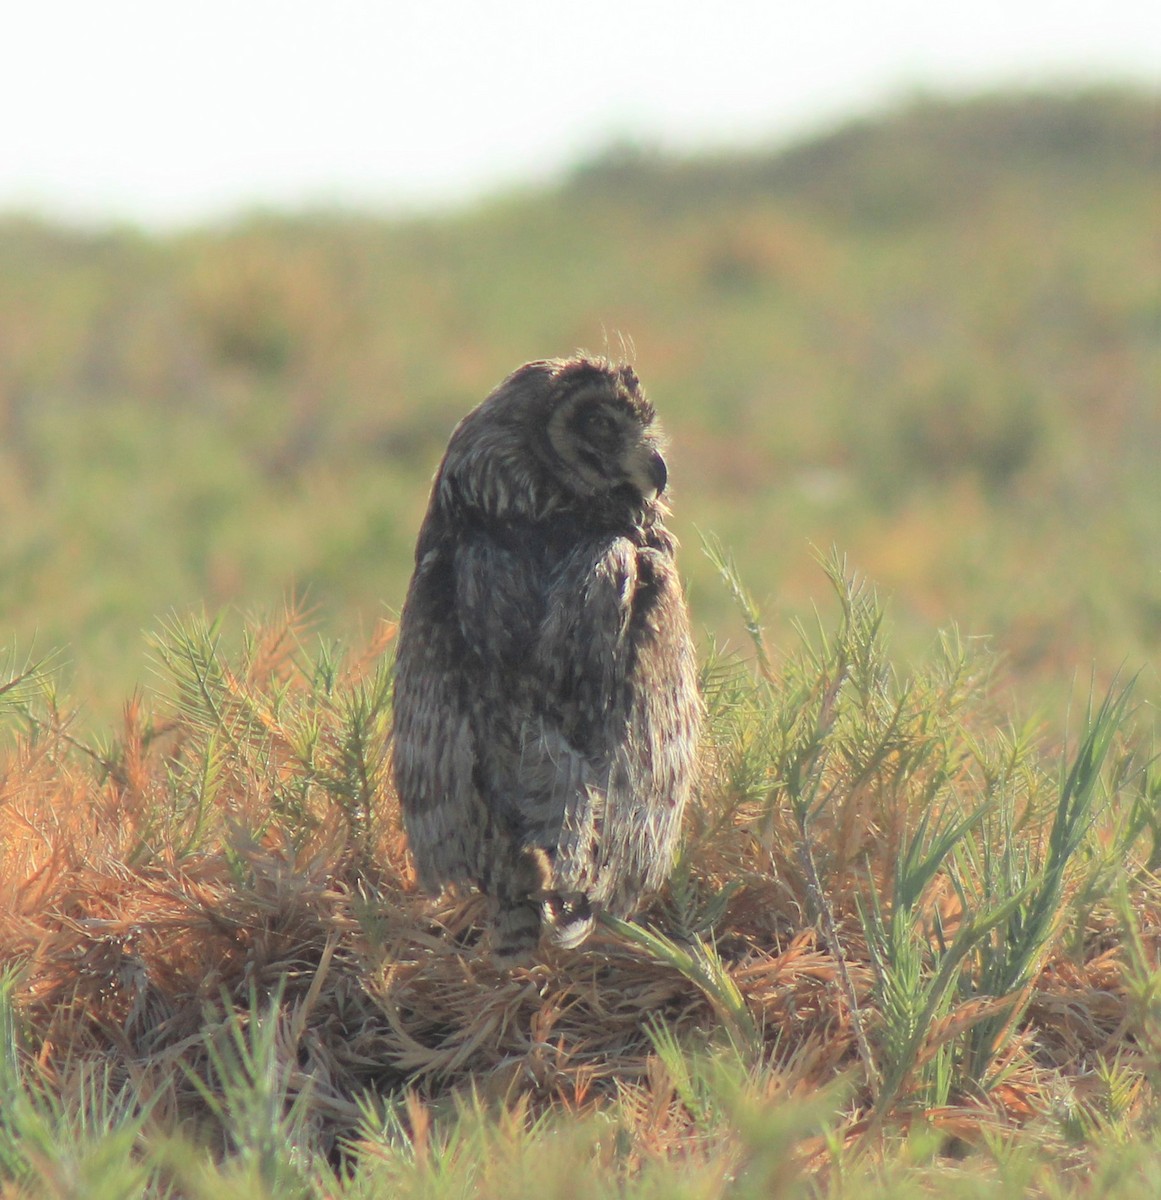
435;356;669;523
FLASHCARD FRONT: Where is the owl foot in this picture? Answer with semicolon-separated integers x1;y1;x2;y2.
541;890;595;950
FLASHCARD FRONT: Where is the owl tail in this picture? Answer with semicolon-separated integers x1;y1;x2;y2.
487;845;551;965
491;899;543;965
491;891;594;962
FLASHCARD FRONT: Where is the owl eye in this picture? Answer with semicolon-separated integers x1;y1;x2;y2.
577;406;619;444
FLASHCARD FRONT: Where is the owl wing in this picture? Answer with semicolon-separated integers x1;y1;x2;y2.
392;538;489;893
448;527;588;848
394;519;563;893
528;536;645;895
538;531;700;910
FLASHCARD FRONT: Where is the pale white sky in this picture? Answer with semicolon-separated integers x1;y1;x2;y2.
3;0;1158;228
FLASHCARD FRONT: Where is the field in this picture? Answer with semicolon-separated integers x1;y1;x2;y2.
0;88;1159;1196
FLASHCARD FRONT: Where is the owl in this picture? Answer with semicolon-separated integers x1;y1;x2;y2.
391;355;700;961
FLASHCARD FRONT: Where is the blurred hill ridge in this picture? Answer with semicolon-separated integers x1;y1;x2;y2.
567;87;1157;217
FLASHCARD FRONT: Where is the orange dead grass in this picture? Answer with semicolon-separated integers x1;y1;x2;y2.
0;603;1157;1177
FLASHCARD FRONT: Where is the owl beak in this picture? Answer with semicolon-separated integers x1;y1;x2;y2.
624;443;668;502
629;446;667;502
647;448;668;496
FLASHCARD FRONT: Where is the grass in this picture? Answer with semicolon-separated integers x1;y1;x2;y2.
1;87;1158;719
1;551;1157;1197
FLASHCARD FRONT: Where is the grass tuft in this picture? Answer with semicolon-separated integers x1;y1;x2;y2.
0;557;1157;1195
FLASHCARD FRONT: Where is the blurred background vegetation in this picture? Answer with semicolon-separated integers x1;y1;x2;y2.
1;87;1157;721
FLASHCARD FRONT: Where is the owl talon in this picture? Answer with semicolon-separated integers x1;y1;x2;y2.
540;890;592;923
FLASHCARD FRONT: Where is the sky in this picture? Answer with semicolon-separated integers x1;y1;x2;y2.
3;0;1158;229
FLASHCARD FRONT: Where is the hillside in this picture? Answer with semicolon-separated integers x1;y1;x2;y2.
0;86;1158;718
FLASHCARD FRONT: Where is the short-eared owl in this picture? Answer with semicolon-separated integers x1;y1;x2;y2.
392;356;700;960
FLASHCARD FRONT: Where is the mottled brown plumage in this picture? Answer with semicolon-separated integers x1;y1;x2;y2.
391;355;700;960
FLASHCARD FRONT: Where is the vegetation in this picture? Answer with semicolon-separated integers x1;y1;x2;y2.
1;554;1158;1196
0;87;1157;717
0;87;1159;1195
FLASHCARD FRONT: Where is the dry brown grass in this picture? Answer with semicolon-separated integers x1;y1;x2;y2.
0;590;1158;1189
